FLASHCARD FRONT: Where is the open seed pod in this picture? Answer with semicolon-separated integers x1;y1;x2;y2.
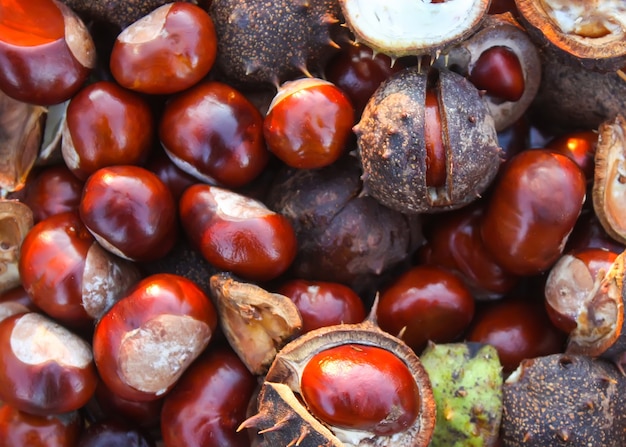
209;273;303;375
0;201;33;294
515;0;626;72
544;248;625;360
240;317;436;447
593;114;626;245
438;13;542;131
355;66;501;214
338;0;490;58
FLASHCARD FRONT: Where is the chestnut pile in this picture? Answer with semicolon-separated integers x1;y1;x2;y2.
0;0;625;446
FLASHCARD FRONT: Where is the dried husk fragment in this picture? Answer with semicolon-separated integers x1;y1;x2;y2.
209;273;302;375
515;0;626;72
0;200;33;294
0;92;45;193
593;114;626;245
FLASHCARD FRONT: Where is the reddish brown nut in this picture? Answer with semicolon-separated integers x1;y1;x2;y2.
159;81;269;189
79;165;178;262
92;273;218;402
0;312;98;415
19;164;85;224
110;3;217;95
277;279;366;333
480;149;587;276
19;211;141;328
0;0;96;105
160;346;257;447
468;295;566;373
264;78;355;169
61;81;154;180
179;184;297;282
377;265;476;354
546;130;598;182
0;404;83;447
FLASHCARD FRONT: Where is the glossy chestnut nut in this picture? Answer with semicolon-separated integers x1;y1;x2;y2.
0;312;98;415
480;149;586;276
277;279;366;333
325;42;406;117
62;81;154;180
418;202;519;299
161;346;257;447
145;148;197;201
159;81;269;188
467;296;566;373
0;0;96;105
92;273;218;402
546;130;598;182
110;3;217;95
19;211;141;328
0;405;83;447
301;343;420;435
77;420;155;447
80;165;178;262
377;265;475;353
179;184;297;282
264;78;354;169
19;164;84;223
469;46;525;102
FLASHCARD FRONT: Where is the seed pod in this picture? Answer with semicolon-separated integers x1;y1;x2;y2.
355;67;501;214
240;317;436;447
502;354;626;446
420;342;503;447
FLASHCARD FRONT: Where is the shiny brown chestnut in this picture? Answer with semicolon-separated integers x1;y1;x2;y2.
480;149;586;276
0;0;96;105
0;312;98;415
62;81;154;180
79;165;178;262
160;346;257;447
0;405;83;447
110;2;217;95
179;184;297;282
92;273;218;402
159;81;269;189
19;211;141;328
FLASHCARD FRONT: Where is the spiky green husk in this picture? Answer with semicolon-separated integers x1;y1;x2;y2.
420;342;503;447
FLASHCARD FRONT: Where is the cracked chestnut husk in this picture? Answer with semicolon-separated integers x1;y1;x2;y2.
354;66;502;214
0;200;33;294
265;155;422;294
209;272;303;376
514;0;626;73
501;353;626;447
438;12;542;131
544;248;626;369
593;114;626;246
240;315;436;447
338;0;490;59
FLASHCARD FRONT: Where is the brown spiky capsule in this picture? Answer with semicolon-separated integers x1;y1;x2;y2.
241;317;436;447
355;66;501;214
501;354;626;446
208;0;346;88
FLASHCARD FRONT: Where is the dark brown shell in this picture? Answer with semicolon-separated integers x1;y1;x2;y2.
355;67;501;214
502;354;626;446
515;0;626;73
208;0;346;87
529;55;626;133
